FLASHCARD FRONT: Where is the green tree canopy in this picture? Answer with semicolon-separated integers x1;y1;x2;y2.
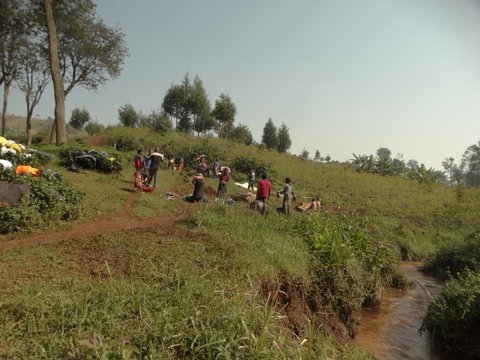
261;118;278;150
85;120;104;136
0;0;32;136
51;0;129;96
461;142;480;187
37;0;128;144
162;83;186;130
162;73;193;133
442;157;462;187
140;108;172;134
277;122;291;153
70;107;90;129
177;74;192;133
230;123;253;145
191;76;214;137
15;35;51;144
212;93;236;139
118;103;138;128
376;147;392;162
299;149;310;160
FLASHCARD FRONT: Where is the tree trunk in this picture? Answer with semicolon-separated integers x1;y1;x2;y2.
49;120;56;143
44;0;66;145
26;107;33;145
1;79;12;138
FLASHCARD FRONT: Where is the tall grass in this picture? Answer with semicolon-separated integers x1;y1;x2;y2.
421;269;480;359
0;216;372;359
291;210;400;334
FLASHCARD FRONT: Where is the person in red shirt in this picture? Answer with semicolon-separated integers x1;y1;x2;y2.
256;173;272;214
217;167;230;197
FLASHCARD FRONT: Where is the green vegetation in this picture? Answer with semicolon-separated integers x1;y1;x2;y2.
293;211;399;335
423;230;480;281
421;269;480;359
0;169;83;234
420;230;480;358
1;126;480;358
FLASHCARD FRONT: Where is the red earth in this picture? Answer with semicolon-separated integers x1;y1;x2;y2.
0;190;191;251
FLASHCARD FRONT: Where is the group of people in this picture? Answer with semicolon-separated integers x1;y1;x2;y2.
134;148;164;189
256;174;322;215
167;156;185;171
134;148;321;215
186;165;309;216
186;163;230;203
256;175;294;215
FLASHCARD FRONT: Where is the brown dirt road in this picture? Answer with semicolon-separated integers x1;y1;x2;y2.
0;190;190;251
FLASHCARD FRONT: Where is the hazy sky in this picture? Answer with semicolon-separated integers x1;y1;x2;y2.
7;0;480;169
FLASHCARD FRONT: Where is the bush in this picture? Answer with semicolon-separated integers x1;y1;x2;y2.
291;210;399;335
115;135;137;151
0;169;84;233
422;230;480;280
421;269;480;359
85;121;105;136
231;156;275;181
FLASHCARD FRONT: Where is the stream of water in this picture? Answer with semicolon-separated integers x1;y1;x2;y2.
355;262;446;360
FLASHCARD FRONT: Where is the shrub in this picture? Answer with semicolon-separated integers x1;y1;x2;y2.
85;121;105;136
421;269;480;358
231;156;274;179
115;135;137;151
422;230;480;280
291;210;399;334
0;169;84;233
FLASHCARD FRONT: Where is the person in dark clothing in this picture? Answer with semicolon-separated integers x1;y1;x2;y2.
187;168;205;202
148;148;164;188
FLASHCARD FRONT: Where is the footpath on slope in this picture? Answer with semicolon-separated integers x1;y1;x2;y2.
0;190;192;251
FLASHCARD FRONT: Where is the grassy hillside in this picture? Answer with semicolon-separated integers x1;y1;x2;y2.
2;114;53;143
1;126;479;358
96;126;480;260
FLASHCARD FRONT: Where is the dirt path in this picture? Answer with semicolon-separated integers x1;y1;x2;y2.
0;190;191;251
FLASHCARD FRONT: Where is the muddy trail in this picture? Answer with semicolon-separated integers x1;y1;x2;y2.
0;190;192;251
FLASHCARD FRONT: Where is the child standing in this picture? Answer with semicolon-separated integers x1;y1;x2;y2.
279;177;293;215
247;169;256;191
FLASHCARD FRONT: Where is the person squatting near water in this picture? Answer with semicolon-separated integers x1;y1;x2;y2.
256;173;272;214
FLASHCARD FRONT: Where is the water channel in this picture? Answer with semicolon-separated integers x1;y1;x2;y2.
355;262;446;360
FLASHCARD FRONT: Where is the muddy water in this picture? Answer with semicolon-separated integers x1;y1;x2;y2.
355;262;446;360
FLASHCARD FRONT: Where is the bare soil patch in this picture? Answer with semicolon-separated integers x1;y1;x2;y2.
261;270;351;343
0;189;191;251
